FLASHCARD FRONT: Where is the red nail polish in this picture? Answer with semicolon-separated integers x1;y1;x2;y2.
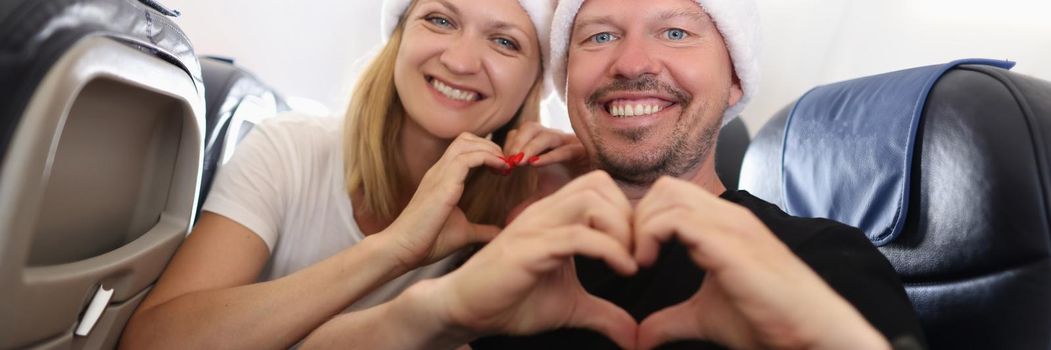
500;156;514;168
511;152;525;164
528;156;541;165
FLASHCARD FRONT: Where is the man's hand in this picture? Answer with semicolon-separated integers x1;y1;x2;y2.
633;176;890;350
425;171;640;349
394;173;890;350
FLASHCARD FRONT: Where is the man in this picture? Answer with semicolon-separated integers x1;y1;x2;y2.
468;0;924;348
303;0;925;348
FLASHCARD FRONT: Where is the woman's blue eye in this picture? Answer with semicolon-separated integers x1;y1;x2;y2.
428;16;452;27
665;28;688;41
494;38;520;51
591;32;614;44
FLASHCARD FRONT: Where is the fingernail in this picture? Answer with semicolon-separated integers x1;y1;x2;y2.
528;156;541;165
511;152;525;164
499;156;514;169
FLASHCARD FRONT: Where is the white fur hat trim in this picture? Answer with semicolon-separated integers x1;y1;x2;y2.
381;0;556;80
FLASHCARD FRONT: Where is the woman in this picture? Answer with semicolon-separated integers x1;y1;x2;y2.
119;0;571;348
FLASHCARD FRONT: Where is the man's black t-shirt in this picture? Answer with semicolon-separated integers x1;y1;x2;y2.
472;190;925;349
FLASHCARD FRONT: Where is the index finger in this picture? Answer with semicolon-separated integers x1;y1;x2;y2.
557;171;632;216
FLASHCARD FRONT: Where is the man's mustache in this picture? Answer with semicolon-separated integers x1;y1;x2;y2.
586;76;692;111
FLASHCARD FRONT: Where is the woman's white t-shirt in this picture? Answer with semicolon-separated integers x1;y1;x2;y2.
201;113;460;311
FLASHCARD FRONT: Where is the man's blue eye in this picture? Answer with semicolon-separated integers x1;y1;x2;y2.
495;38;520;51
592;32;614;44
666;28;687;41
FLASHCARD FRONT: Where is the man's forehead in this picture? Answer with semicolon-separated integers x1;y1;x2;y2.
572;0;712;31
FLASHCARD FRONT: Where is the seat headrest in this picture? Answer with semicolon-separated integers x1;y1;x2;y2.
0;0;202;164
716;117;750;190
780;59;1015;246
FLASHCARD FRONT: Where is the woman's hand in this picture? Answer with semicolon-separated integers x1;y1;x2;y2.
499;121;587;223
380;132;510;270
502;121;587;174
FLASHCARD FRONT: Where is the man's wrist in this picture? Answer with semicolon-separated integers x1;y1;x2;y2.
810;310;890;350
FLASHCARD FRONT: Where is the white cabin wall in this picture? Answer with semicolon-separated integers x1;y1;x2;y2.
167;0;1051;133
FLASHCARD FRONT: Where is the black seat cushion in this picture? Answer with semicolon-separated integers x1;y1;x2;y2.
197;57;288;217
716;117;750;190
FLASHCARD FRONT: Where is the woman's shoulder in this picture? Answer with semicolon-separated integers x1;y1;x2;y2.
245;112;344;153
230;111;346;172
253;111;343;139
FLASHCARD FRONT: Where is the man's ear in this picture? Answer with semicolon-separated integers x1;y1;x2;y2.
728;73;743;107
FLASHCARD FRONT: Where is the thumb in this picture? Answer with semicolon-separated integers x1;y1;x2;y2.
467;223;501;243
567;293;638;350
637;301;702;350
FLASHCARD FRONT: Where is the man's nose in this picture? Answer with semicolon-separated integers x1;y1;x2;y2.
610;35;660;80
439;34;483;75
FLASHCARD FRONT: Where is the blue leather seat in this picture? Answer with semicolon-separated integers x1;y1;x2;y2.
740;61;1051;348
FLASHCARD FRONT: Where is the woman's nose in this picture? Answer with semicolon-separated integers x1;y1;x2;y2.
439;34;483;75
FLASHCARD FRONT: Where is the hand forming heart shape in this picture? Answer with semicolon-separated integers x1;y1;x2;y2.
428;171;887;350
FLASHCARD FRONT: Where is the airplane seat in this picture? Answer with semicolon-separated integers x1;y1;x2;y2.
716;117;750;190
198;56;288;217
739;59;1051;348
0;0;205;348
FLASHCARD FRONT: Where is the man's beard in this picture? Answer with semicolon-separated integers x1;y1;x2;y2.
586;76;723;187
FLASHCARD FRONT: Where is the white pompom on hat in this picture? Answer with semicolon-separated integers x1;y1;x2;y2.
549;0;760;123
380;0;556;77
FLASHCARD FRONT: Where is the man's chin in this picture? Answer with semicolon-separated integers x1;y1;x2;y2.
595;150;666;186
600;127;657;148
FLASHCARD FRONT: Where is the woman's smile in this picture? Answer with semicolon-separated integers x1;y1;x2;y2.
425;75;486;109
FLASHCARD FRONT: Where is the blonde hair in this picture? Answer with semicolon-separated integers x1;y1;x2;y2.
345;1;541;226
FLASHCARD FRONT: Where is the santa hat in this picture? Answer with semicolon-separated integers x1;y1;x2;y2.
381;0;556;81
549;0;760;123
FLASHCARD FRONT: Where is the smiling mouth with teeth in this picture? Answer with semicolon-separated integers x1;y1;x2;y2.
606;101;671;117
428;76;481;102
